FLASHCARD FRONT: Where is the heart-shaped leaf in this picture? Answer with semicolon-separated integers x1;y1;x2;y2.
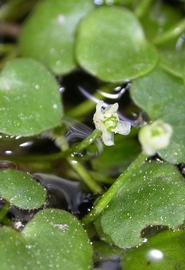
0;209;93;270
95;161;185;248
19;0;94;75
0;169;46;209
0;58;62;136
76;6;158;82
124;231;185;270
131;67;185;164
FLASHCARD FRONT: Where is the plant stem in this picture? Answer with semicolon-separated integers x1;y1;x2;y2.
82;152;147;225
71;129;102;155
153;18;185;46
68;159;103;194
0;201;9;223
0;130;103;193
0;129;102;164
56;132;103;194
135;0;154;18
0;44;16;55
0;0;38;21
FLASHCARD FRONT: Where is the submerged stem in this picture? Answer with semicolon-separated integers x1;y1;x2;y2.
56;132;103;194
0;44;16;55
68;159;103;194
0;129;102;164
135;0;154;18
82;152;147;225
71;129;102;155
0;0;38;21
153;18;185;46
0;201;9;223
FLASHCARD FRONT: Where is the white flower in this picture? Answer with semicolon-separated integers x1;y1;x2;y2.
139;120;173;156
93;101;131;146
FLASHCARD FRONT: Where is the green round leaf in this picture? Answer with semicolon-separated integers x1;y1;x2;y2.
0;227;32;270
0;58;62;136
0;209;93;270
95;161;185;248
0;169;46;209
19;0;94;75
124;231;185;270
131;67;185;163
76;6;158;82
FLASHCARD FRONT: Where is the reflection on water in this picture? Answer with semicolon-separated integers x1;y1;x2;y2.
64;117;103;158
95;259;121;270
34;173;94;218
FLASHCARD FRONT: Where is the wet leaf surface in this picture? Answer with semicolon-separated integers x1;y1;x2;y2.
131;67;185;163
124;231;185;270
95;161;185;248
0;169;46;209
0;58;62;136
0;209;93;270
19;0;94;75
76;6;158;82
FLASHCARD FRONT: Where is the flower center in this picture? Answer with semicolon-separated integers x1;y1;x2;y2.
103;115;118;131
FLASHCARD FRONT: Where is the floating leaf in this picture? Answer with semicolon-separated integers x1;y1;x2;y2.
95;161;185;248
124;231;185;270
131;67;185;163
76;6;158;82
0;169;46;209
0;227;31;270
0;58;62;136
0;209;93;270
19;0;94;75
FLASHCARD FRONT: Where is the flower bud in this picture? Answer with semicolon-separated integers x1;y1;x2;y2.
139;120;173;156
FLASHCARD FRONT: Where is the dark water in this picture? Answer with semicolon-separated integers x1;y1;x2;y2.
95;259;121;270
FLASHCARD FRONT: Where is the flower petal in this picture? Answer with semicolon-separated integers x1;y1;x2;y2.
116;120;131;135
96;101;105;114
104;103;119;116
102;127;114;146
